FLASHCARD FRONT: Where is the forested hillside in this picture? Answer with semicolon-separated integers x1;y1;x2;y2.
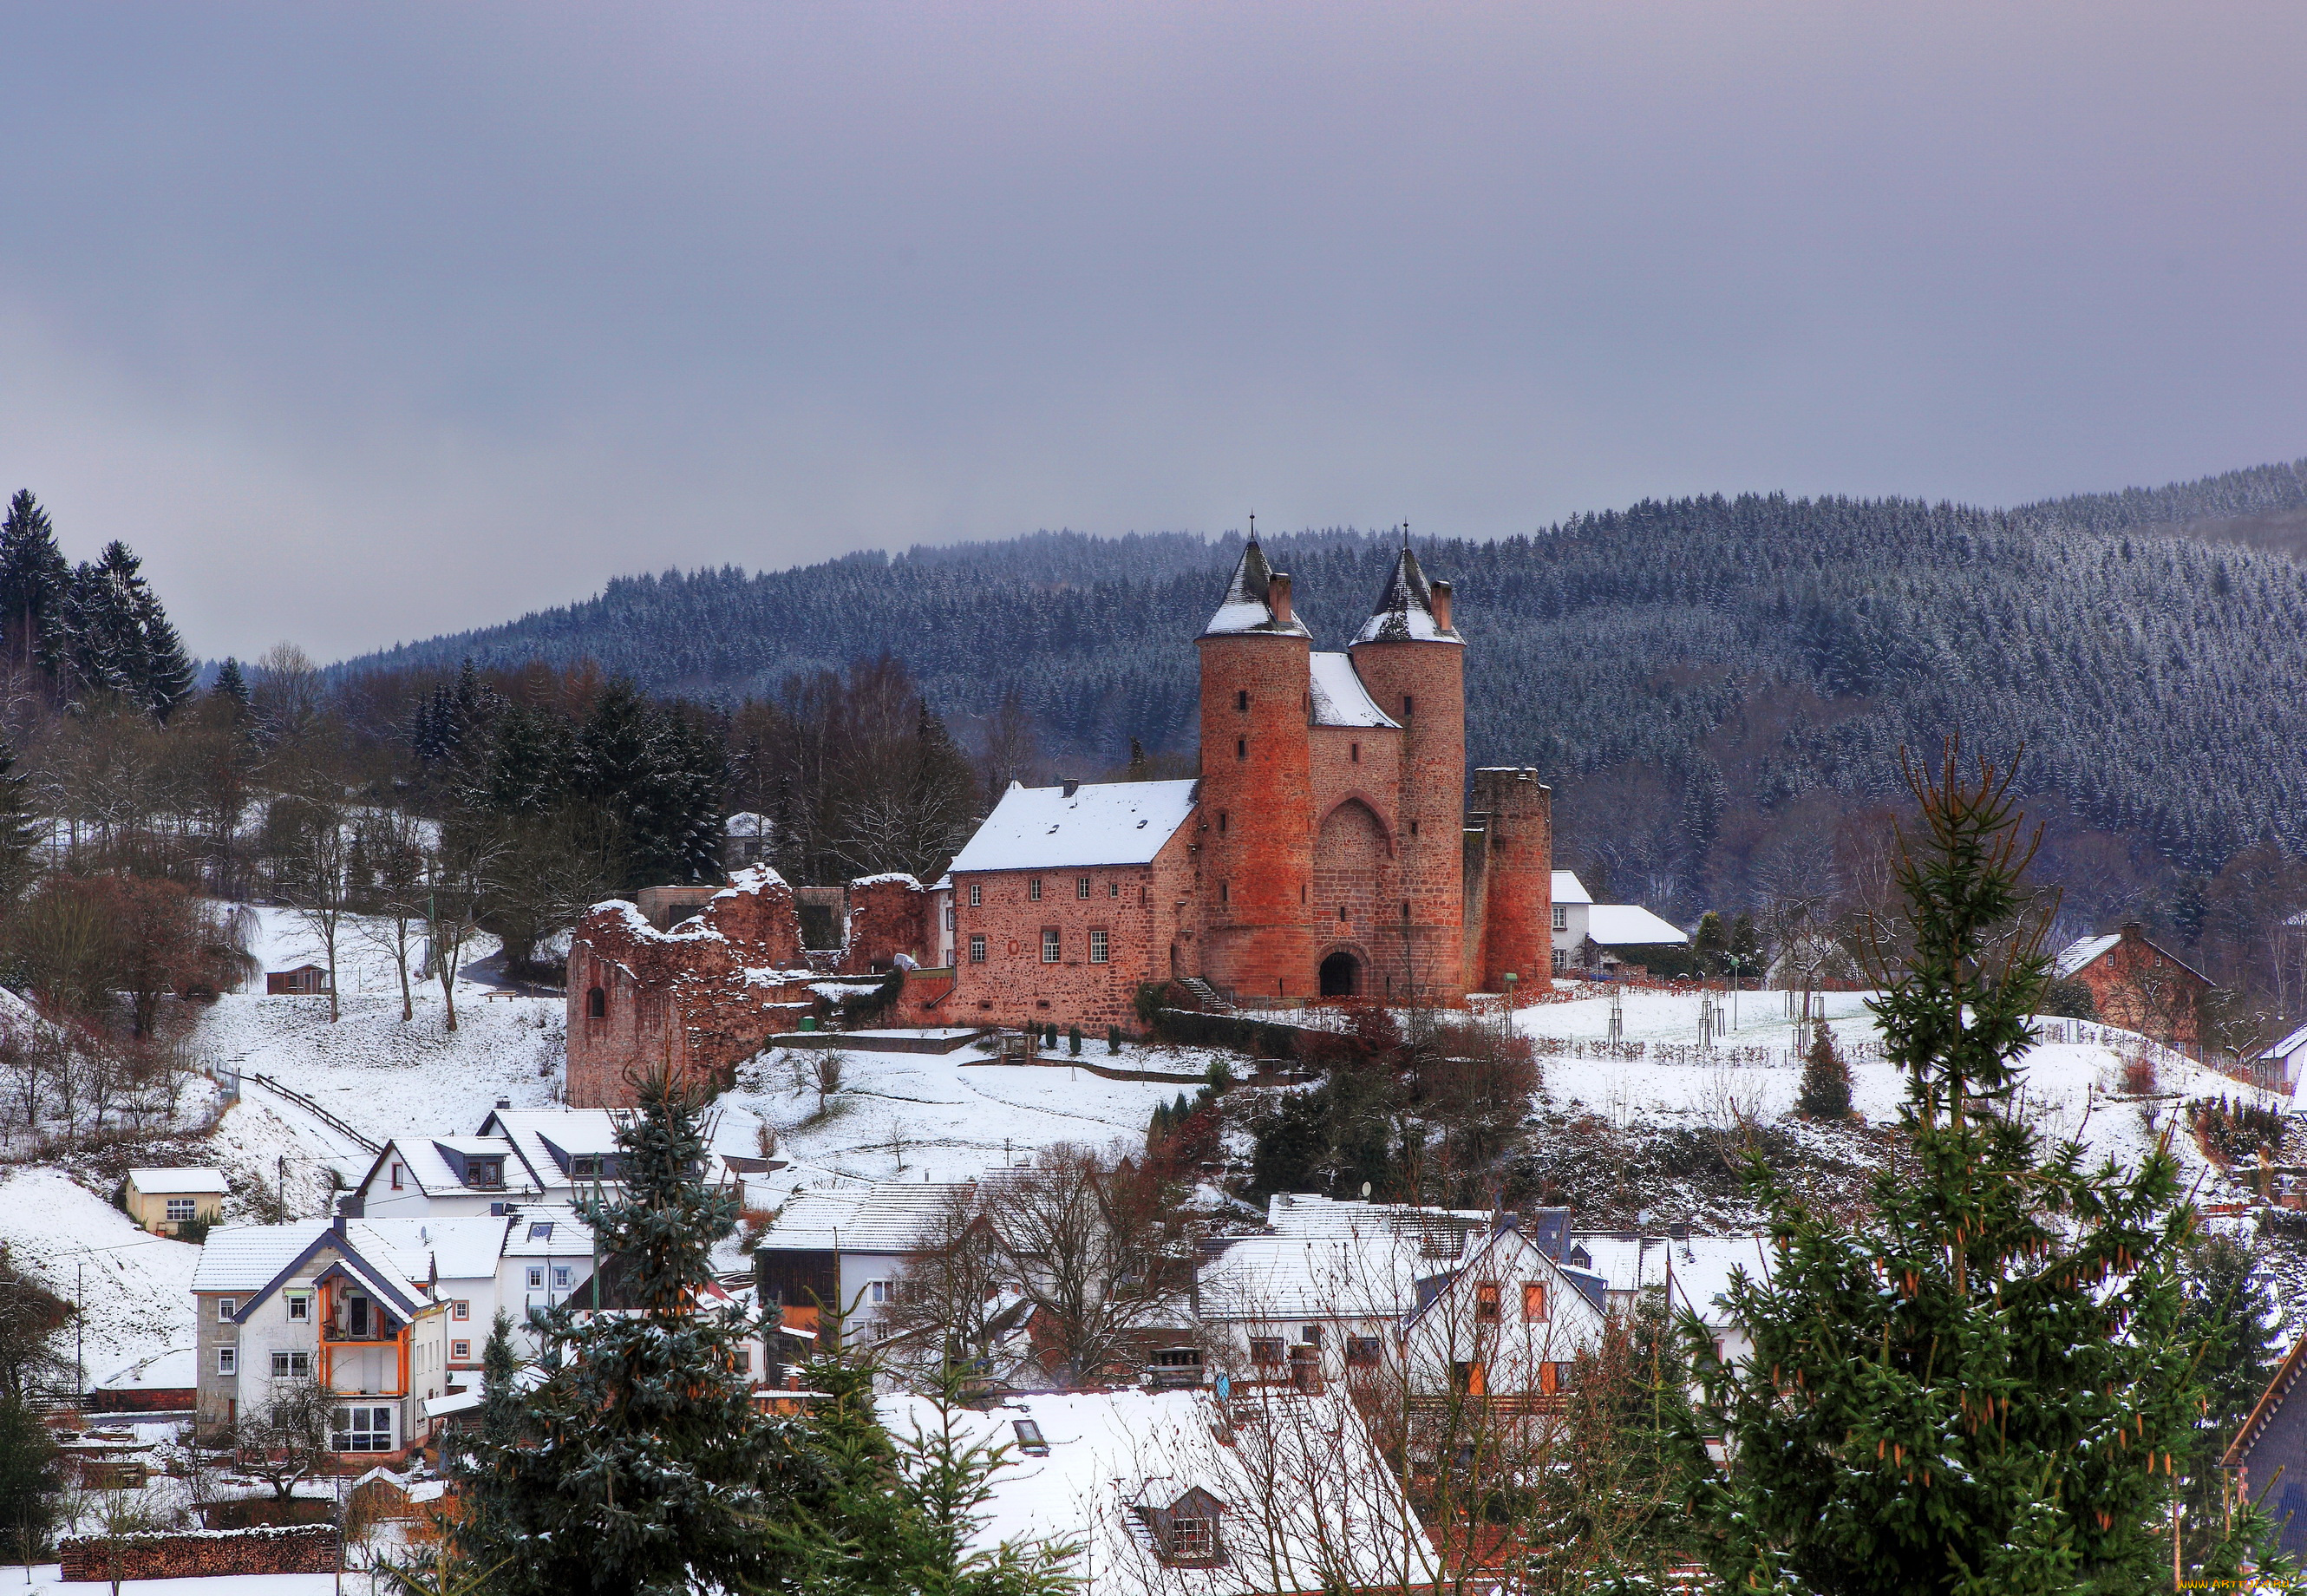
343;457;2307;877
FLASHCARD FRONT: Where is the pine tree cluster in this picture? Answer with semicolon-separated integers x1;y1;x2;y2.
0;491;196;718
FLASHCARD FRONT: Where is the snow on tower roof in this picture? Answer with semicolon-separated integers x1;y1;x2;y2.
1353;545;1462;646
1307;652;1399;729
1551;870;1593;906
948;779;1199;873
1199;541;1311;639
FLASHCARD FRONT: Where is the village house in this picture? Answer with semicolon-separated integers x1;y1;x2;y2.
1546;872;1690;974
344;1105;735;1219
875;1385;1435;1596
192;1217;454;1462
2052;921;2214;1050
122;1167;228;1236
2225;1331;2307;1557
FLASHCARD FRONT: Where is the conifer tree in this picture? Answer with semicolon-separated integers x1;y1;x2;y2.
1796;1027;1853;1120
211;656;251;708
451;1065;793;1594
1679;748;2256;1592
0;738;44;899
0;490;69;681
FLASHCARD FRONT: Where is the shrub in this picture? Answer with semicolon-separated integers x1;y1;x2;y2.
2120;1052;2158;1096
2040;977;2096;1021
1796;1030;1853;1121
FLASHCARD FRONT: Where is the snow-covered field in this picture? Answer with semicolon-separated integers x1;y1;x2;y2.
0;1168;200;1385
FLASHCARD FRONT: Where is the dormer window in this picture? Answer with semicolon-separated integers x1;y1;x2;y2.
528;1221;555;1241
1167;1517;1217;1561
1136;1487;1229;1568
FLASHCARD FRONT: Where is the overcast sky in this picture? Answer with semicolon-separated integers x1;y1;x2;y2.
1;3;2302;662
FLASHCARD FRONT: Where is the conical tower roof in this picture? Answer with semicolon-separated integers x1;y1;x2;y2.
1199;540;1312;640
1353;545;1462;645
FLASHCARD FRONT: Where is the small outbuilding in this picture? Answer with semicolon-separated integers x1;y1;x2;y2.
265;964;330;996
122;1168;229;1236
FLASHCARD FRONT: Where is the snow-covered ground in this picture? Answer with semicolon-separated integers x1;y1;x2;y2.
0;1168;199;1385
1517;986;2278;1202
726;1037;1232;1207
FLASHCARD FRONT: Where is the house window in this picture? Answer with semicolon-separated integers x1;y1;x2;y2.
1089;930;1109;964
1013;1418;1049;1455
527;1267;545;1290
1522;1283;1549;1322
552;1266;572;1289
1042;929;1062;964
271;1351;312;1378
218;1298;237;1321
331;1406;394;1454
453;1300;470;1320
969;933;987;964
390;1162;403;1191
869;1281;889;1305
451;1340;471;1361
1077;876;1092;899
968;881;982;907
734;1345;752;1374
1539;1362;1572;1396
1475;1282;1501;1323
944;906;956;931
1167;1517;1218;1561
1249;1338;1284;1366
528;1221;555;1241
1552;905;1567;932
287;1294;310;1322
586;986;606;1019
1108;880;1120;898
165;1197;197;1223
1029;878;1042;901
1235;738;1246;760
216;1347;237;1376
1451;1360;1487;1396
1552;948;1567;972
1346;1336;1382;1367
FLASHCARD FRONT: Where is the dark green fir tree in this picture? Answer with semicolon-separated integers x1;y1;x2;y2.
1796;1026;1853;1120
450;1065;792;1595
1677;748;2271;1593
0;490;70;682
211;656;252;709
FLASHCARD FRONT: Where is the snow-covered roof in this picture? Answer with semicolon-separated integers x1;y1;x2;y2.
422;1389;484;1421
947;780;1199;873
1550;871;1592;906
126;1168;229;1195
1663;1235;1774;1329
359;1217;512;1282
191;1220;434;1318
1307;653;1399;729
875;1388;1433;1596
500;1207;597;1258
478;1108;625;1187
763;1182;977;1253
1199;540;1312;640
1200;1233;1455;1320
2254;1021;2307;1062
1563;1232;1670;1296
724;811;769;837
1585;905;1688;946
1351;546;1462;647
362;1136;539;1201
192;1221;336;1294
2052;933;2121;979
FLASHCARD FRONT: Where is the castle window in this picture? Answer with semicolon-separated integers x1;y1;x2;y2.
1042;929;1062;964
1402;694;1414;717
969;882;982;907
1220;880;1230;905
1089;929;1109;964
1236;690;1249;712
1218;811;1228;834
1029;878;1043;901
1338;905;1347;921
1350;742;1360;763
1077;876;1092;899
1235;738;1246;761
1410;821;1420;837
1108;880;1120;897
969;934;986;964
586;986;605;1020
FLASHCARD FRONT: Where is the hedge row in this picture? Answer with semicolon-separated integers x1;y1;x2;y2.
1152;1008;1318;1059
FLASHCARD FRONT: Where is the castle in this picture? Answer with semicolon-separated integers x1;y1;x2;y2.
564;540;1552;1107
944;541;1552;1026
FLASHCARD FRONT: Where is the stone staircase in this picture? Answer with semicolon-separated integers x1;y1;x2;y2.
1177;977;1234;1014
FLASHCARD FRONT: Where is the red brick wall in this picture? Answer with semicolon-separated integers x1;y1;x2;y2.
1468;768;1553;995
1310;793;1396;998
2075;926;2206;1049
951;830;1194;1028
62;1526;337;1580
565;868;818;1109
842;875;934;973
1195;631;1316;1001
1347;637;1468;1003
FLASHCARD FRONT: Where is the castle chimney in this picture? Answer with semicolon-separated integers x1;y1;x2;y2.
1430;579;1452;632
1268;572;1293;627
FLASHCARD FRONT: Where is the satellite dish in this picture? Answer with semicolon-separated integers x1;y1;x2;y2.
1361;1181;1372;1199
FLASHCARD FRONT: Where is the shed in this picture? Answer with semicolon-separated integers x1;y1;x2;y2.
123;1168;229;1236
265;964;330;996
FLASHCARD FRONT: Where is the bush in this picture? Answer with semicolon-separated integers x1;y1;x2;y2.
1796;1030;1853;1120
1151;1008;1312;1057
2121;1053;2158;1096
2040;977;2096;1021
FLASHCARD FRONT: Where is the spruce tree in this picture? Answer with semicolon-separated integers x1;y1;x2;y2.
452;1066;793;1594
1796;1027;1853;1120
0;738;43;899
0;491;69;681
1679;749;2244;1592
211;656;252;708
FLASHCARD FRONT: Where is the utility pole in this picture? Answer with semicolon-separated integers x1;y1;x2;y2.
277;1155;287;1220
75;1261;84;1399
